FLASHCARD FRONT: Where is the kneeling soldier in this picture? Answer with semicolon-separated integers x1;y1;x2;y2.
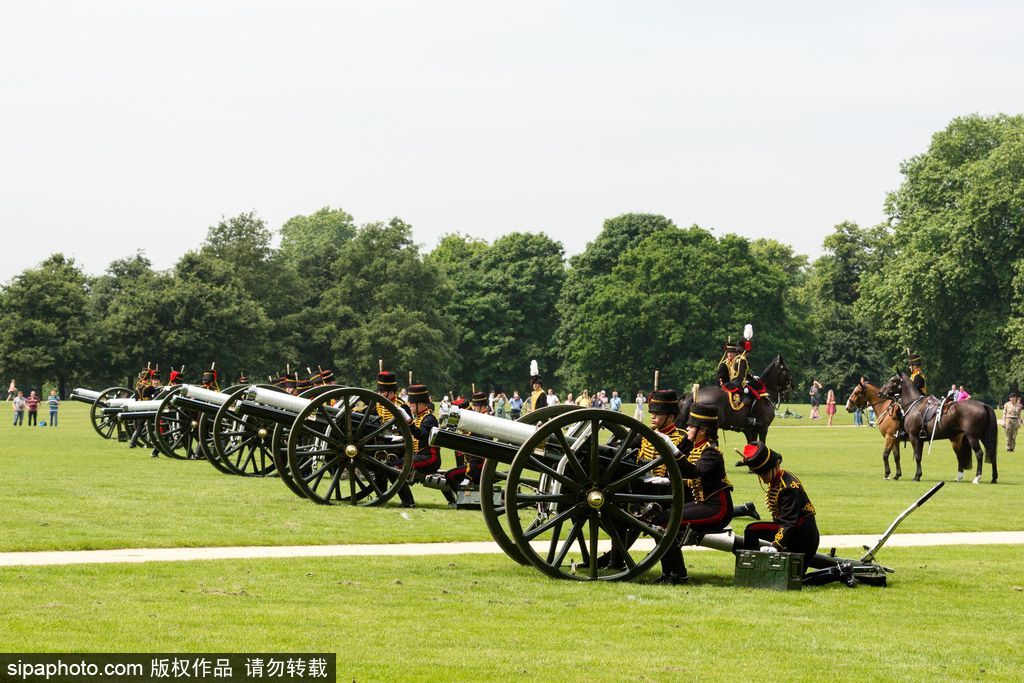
656;401;734;584
397;383;442;508
443;391;489;498
737;441;819;569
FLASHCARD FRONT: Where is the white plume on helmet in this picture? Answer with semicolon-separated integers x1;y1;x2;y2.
743;324;753;340
530;359;539;376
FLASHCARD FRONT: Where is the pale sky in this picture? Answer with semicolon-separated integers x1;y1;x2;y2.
3;1;1023;276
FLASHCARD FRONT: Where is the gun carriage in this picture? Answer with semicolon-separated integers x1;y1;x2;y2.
70;386;138;440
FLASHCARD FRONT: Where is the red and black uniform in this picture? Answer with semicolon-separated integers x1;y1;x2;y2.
445;394;490;491
656;437;735;580
408;409;441;474
744;469;819;569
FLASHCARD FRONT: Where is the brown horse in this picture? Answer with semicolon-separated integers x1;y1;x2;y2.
879;374;998;484
676;355;793;443
846;379;963;480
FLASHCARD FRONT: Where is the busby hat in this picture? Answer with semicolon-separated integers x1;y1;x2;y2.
528;360;543;386
908;353;922;366
238;372;250;384
296;378;313;392
648;389;680;415
471;391;488;407
168;370;183;385
281;372;298;388
723;338;740;353
202;369;217;384
686;402;719;428
318;369;335;385
736;440;780;474
377;370;398;392
407;383;430;404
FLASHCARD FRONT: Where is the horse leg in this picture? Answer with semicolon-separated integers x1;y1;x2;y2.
969;435;983;485
912;437;923;482
893;438;902;480
882;440;891;480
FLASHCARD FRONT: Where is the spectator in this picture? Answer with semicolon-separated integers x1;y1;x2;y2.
946;383;958;401
576;390;590;407
488;390;496;410
12;390;26;425
590;391;603;409
6;379;15;401
547;388;560;405
494;392;507;419
634;391;646;419
1002;393;1020;452
610;391;622;412
565;392;574;406
47;389;60;427
439;394;451;420
509;391;524;420
599;390;609;408
956;385;971;401
809;379;822;420
825;389;836;427
26;390;40;426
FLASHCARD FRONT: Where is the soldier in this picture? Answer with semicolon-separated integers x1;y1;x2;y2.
397;383;443;508
1003;393;1021;452
129;368;161;449
736;441;819;567
527;360;548;413
716;336;753;408
908;353;927;394
443;391;490;498
201;367;218;391
655;402;735;585
238;372;250;385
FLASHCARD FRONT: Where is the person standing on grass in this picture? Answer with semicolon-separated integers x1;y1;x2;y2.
25;390;40;426
634;391;645;419
1002;393;1020;452
610;390;622;412
825;389;836;427
12;390;26;425
47;389;60;427
809;379;822;419
508;391;523;420
6;379;16;401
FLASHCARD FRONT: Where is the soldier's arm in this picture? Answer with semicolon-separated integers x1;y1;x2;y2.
771;486;803;550
408;413;438;441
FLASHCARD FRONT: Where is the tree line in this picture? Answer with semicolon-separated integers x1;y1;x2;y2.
2;114;1023;403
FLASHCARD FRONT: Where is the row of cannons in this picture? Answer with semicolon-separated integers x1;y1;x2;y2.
71;380;920;584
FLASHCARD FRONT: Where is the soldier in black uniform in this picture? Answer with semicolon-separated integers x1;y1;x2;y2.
737;440;855;586
396;383;442;508
908;353;927;394
444;391;489;496
737;441;819;566
655;402;735;585
129;368;161;449
528;362;549;413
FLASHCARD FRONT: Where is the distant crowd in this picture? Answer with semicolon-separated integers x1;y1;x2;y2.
430;387;640;420
7;380;60;427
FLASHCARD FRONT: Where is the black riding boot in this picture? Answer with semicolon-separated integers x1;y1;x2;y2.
656;542;689;585
733;502;760;520
802;562;855;587
397;483;416;508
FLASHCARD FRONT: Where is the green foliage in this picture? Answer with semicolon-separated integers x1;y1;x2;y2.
322;218;457;389
557;225;807;393
860;114;1024;398
428;232;565;392
0;254;92;394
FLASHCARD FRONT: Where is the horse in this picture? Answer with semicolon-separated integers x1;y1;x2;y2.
846;378;964;481
675;355;793;443
878;374;998;484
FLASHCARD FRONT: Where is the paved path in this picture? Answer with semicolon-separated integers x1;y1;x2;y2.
2;531;1023;567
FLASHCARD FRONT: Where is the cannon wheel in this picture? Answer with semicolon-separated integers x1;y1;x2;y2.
210;384;284;476
193;385;244;474
287;387;413;506
505;409;684;581
152;386;202;460
89;387;136;439
268;384;346;494
479;404;587;565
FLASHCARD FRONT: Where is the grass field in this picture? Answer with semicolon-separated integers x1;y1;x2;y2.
2;401;1023;680
1;402;1019;552
1;546;1022;680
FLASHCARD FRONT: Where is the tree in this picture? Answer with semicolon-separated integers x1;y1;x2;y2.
321;218;457;389
428;232;565;392
0;254;92;396
859;114;1024;398
556;213;677;388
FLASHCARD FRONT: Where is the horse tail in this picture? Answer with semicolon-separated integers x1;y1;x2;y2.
984;404;998;464
676;394;693;430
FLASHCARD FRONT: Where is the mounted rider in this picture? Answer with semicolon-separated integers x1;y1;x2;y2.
908;353;927;395
715;325;765;411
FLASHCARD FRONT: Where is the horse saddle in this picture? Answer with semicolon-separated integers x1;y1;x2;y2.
723;377;767;412
921;397;952;433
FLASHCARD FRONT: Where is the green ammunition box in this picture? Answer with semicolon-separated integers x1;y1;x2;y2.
734;550;804;591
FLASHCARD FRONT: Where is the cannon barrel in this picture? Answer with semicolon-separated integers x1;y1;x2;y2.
180;384;230;406
122;400;163;412
71;388;102;404
243;386;315;415
445;407;539;445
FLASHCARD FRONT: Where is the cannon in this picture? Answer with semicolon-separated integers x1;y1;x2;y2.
432;405;929;584
71;386;138;440
218;385;415;505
